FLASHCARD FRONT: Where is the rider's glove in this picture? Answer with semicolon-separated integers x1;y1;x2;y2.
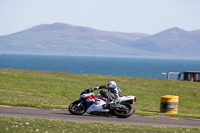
91;87;99;91
91;87;94;91
86;89;91;93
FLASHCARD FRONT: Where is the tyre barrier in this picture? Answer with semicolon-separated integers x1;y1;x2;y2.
160;95;179;114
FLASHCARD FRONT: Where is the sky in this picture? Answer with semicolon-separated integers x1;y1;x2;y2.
0;0;200;36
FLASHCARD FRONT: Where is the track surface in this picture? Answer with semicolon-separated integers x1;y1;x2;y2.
0;106;200;128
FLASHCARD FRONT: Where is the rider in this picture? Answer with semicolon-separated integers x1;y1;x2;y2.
91;81;121;108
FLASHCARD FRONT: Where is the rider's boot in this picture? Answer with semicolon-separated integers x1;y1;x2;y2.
102;102;110;109
102;100;112;109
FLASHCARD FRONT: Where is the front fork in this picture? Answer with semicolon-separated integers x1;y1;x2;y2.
77;99;85;107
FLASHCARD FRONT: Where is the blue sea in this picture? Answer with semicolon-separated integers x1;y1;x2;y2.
0;54;200;79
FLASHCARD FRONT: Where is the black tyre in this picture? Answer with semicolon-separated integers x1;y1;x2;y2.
68;100;86;115
114;103;135;118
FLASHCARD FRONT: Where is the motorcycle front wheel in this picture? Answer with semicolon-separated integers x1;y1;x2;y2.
68;100;86;115
114;103;135;118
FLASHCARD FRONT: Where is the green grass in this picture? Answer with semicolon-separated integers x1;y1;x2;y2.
0;68;200;118
0;116;199;133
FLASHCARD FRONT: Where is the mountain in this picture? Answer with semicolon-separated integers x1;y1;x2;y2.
190;29;200;35
0;23;199;59
129;27;200;58
0;23;149;57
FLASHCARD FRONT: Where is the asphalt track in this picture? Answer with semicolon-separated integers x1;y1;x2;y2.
0;106;200;128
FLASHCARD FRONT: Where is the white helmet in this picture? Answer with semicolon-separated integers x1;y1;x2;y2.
107;81;117;88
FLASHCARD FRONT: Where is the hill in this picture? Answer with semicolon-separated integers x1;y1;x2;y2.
129;27;200;58
0;23;149;57
0;23;199;59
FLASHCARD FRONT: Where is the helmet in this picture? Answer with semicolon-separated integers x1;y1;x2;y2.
107;81;117;88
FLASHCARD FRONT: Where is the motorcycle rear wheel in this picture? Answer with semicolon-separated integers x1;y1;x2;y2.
114;103;135;118
69;100;86;115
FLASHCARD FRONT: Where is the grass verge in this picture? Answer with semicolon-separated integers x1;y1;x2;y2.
0;68;200;119
0;116;199;133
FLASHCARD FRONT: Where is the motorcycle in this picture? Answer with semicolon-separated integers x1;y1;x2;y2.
68;88;137;118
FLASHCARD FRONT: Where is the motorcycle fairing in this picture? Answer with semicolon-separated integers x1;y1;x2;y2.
117;96;136;104
86;100;109;113
86;97;95;108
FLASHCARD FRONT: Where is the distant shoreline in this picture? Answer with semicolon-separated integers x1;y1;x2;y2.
1;52;200;60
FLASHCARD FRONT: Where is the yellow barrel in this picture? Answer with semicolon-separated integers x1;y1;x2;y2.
160;95;179;114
